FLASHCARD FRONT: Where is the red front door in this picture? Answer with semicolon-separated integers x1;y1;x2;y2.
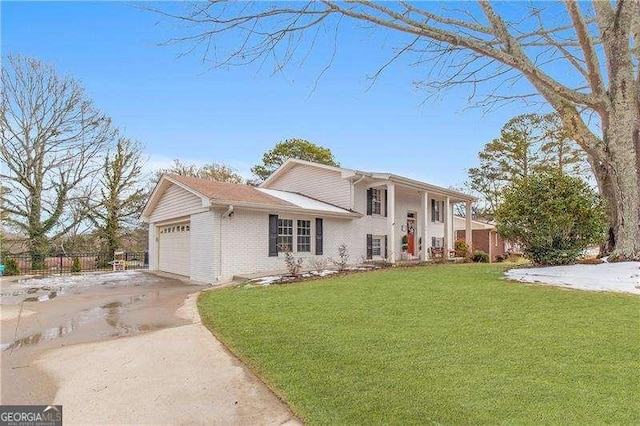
407;215;416;255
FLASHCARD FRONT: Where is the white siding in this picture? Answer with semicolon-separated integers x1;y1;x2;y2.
353;182;451;259
217;208;359;282
148;225;158;271
265;164;351;209
149;184;205;223
452;216;492;230
352;181;390;256
190;211;216;283
427;197;446;246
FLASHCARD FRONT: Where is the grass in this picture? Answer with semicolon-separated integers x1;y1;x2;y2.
198;263;640;425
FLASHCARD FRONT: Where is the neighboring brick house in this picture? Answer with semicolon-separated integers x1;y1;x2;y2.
456;228;507;262
141;159;477;284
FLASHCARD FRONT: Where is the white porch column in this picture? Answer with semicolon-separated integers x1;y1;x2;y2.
387;182;395;263
420;191;429;261
465;201;473;254
443;196;451;257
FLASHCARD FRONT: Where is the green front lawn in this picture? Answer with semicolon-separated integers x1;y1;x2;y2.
198;264;640;424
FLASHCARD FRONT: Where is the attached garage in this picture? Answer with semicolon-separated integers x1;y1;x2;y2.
141;173;360;285
157;222;190;276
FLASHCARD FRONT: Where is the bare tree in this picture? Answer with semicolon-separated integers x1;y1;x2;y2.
0;55;115;267
88;138;147;257
155;158;245;183
151;1;640;260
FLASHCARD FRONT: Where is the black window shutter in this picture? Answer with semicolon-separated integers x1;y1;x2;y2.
366;188;373;215
384;189;388;217
441;201;445;223
315;218;323;255
366;234;373;259
431;199;436;222
384;235;388;258
268;214;278;257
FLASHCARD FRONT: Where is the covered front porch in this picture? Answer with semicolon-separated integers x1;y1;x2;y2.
367;178;475;263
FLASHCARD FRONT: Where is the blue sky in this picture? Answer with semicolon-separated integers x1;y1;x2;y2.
2;1;536;188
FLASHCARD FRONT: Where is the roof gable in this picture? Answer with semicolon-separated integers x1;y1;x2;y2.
260;159;346;187
141;174;360;222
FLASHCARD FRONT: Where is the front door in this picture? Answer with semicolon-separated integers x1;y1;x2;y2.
407;212;416;256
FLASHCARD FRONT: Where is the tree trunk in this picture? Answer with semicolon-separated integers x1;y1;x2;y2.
600;110;640;261
590;161;617;256
29;233;49;270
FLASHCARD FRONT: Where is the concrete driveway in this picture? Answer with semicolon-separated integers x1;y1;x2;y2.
0;271;300;425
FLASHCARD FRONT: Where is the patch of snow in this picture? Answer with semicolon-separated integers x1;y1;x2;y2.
506;262;640;295
250;275;284;286
12;271;143;291
310;270;338;277
247;269;341;286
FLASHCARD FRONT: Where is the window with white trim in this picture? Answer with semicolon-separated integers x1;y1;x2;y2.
372;236;382;257
277;219;293;252
371;189;382;215
431;199;442;222
297;220;311;252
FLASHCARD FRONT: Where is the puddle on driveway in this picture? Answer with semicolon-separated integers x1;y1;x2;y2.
1;273;204;354
1;272;205;406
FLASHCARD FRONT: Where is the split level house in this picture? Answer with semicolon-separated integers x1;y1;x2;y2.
141;159;495;284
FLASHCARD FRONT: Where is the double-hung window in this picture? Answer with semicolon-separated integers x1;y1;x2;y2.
277;219;293;252
431;199;443;222
297;220;311;252
371;189;382;215
372;236;382;256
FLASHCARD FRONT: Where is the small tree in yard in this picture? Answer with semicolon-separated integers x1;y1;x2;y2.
495;173;606;265
454;239;470;258
328;244;350;271
3;258;21;276
282;250;304;277
71;256;82;273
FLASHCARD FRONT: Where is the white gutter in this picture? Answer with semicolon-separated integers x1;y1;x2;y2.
351;174;367;210
208;199;362;219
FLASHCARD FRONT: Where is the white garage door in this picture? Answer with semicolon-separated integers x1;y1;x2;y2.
158;222;190;276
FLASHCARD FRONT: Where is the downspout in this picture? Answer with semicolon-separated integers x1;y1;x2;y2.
351;174;367;210
218;205;234;281
218;210;223;282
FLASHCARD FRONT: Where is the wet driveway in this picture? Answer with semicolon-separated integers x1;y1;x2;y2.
0;271;205;404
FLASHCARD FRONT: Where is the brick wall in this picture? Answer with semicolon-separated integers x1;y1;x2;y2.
190;211;216;283
456;229;507;261
218;208;363;281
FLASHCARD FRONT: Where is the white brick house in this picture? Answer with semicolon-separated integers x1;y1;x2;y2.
141;159;478;283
